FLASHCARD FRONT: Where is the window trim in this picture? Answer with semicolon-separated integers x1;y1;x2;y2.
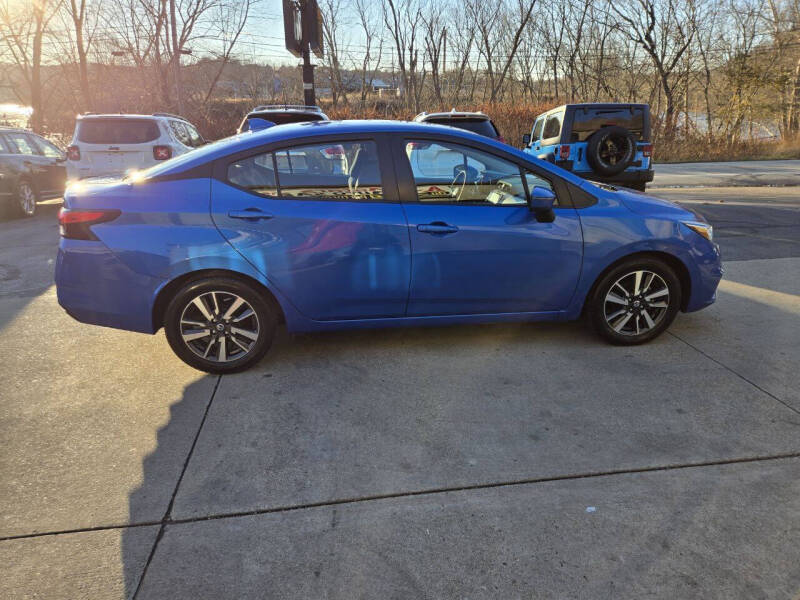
217;134;396;204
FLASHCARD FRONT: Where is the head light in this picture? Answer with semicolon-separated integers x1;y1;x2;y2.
683;221;713;242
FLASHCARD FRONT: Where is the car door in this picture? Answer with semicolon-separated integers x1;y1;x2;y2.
211;135;411;321
394;136;583;316
31;134;67;196
2;132;51;192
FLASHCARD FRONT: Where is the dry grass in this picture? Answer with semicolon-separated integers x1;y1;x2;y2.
64;97;798;165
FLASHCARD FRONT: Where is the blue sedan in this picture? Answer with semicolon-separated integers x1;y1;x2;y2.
55;120;722;373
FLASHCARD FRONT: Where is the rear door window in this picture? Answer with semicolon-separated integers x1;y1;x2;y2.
228;140;383;201
77;119;160;144
2;132;40;155
227;152;278;197
571;108;645;141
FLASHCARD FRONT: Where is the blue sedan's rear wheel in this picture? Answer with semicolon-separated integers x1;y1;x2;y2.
164;277;276;373
589;257;681;345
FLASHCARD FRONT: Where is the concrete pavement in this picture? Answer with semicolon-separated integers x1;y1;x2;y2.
652;159;800;188
1;188;799;599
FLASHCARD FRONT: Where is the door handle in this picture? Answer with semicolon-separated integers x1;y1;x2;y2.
228;208;274;221
417;222;459;234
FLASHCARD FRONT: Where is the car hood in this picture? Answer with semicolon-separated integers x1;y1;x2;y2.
617;188;700;221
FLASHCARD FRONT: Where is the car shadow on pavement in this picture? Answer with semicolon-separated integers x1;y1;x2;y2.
0;202;62;332
122;374;218;599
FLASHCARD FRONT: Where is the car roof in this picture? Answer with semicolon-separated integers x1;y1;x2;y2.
246;105;326;115
538;103;649;118
414;111;489;121
76;113;190;122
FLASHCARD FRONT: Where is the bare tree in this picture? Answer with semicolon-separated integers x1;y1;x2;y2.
382;0;426;110
354;0;383;109
469;0;537;102
610;0;696;138
0;0;63;131
320;0;348;106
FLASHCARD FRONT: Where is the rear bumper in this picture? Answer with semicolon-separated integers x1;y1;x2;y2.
55;239;162;334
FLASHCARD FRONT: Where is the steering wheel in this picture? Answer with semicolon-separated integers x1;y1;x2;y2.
450;167;468;202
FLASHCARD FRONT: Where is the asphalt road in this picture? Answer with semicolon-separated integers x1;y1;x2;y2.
652;159;800;188
1;186;799;599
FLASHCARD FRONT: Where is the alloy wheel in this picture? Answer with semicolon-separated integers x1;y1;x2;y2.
603;270;670;336
18;182;36;216
179;290;260;363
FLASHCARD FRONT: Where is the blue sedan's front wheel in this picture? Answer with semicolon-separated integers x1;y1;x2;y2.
164;276;277;373
589;257;681;345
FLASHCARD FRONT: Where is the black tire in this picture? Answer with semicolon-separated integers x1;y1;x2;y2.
588;257;681;345
164;276;277;373
15;179;38;218
586;126;636;176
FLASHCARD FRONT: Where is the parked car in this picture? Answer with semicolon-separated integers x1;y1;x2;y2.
66;113;205;180
0;126;66;218
523;103;653;191
237;105;329;133
413;110;504;141
55;120;721;373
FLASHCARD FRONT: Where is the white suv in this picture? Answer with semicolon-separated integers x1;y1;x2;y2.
66;113;205;179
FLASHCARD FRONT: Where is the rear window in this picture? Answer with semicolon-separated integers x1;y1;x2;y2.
247;112;325;126
425;118;499;139
570;108;645;142
77;118;160;144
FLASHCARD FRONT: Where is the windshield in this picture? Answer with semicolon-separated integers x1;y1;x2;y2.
78;118;160;144
425;118;499;139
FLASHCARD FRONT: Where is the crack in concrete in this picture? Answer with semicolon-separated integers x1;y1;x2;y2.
668;331;800;417
3;451;800;544
130;374;223;599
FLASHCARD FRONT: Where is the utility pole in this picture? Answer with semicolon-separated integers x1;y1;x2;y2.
302;32;315;106
284;0;322;106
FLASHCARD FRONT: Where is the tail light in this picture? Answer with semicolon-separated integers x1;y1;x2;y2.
153;145;172;160
58;208;121;240
559;145;571;160
641;144;653;157
67;145;80;161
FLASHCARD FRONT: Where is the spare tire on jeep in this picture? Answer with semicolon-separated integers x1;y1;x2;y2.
586;125;636;176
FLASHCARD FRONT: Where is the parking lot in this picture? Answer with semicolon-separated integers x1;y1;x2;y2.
2;182;800;598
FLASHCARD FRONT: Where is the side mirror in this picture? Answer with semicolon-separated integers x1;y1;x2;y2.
522;133;531;146
530;186;556;222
